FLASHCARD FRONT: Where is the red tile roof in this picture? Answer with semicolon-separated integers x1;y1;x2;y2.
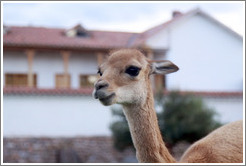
2;10;191;50
131;8;242;47
3;8;242;50
131;12;184;47
3;26;138;50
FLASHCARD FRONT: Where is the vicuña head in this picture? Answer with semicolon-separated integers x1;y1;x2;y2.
93;49;178;106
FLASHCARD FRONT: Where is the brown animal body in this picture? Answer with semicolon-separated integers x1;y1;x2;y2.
180;120;243;163
93;49;243;163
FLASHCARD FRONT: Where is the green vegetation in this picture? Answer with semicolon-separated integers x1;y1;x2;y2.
110;107;132;150
158;91;222;146
110;91;222;150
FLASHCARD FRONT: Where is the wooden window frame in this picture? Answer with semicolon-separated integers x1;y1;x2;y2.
55;74;71;89
5;73;37;88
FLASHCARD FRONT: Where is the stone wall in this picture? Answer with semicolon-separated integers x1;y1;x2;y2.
3;136;137;163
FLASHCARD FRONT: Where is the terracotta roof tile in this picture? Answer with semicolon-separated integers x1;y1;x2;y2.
3;10;187;50
130;10;189;47
3;26;138;50
130;8;242;47
4;8;242;50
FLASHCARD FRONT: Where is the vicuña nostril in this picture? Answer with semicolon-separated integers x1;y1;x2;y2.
96;82;109;90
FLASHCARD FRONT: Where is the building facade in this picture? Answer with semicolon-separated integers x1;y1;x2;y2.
3;9;243;137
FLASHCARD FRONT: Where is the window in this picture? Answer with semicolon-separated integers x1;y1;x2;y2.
5;73;37;87
56;74;71;88
76;30;89;37
80;75;98;88
66;24;89;38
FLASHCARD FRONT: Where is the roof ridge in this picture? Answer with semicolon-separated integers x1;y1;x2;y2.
8;25;65;30
126;33;141;47
143;8;201;36
7;25;140;35
3;26;138;49
127;9;191;47
129;7;243;46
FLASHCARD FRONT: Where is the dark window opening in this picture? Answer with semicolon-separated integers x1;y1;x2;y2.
76;31;89;37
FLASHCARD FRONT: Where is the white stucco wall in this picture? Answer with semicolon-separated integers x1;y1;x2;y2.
147;14;243;92
3;95;113;137
3;95;243;137
3;51;28;85
203;97;243;123
69;53;98;89
33;52;63;88
3;51;98;89
146;29;170;49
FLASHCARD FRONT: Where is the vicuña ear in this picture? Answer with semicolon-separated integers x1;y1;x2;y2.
150;60;179;75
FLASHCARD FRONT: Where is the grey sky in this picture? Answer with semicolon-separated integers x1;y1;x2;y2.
2;2;245;35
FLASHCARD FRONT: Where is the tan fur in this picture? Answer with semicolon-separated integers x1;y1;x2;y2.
122;77;176;163
93;49;243;163
180;120;243;163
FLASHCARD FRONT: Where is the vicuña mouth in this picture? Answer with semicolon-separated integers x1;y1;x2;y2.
99;93;115;106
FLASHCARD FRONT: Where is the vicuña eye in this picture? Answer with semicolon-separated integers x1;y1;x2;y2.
125;66;141;77
97;69;102;76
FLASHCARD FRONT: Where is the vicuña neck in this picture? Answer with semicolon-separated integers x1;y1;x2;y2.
122;85;176;163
